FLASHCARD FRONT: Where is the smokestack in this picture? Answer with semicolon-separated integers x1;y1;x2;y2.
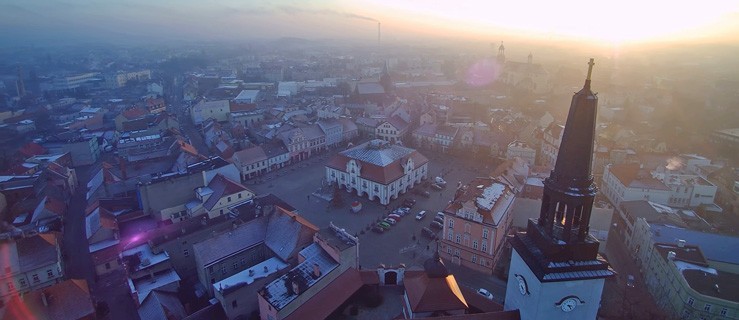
16;65;26;98
377;22;381;46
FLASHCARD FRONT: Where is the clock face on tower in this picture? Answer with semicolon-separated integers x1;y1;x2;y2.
558;297;581;312
514;274;528;295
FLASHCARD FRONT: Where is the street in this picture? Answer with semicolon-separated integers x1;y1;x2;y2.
248;147;509;301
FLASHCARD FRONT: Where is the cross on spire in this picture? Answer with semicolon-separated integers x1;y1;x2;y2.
586;58;595;81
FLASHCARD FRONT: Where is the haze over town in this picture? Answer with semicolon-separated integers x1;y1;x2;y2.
0;1;738;320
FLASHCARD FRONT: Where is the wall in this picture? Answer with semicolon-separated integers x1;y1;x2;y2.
504;250;605;320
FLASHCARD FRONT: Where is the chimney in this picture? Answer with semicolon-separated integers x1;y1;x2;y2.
119;156;127;180
291;280;300;295
41;291;48;307
264;265;269;273
678;239;686;248
377;22;381;46
667;251;676;260
249;269;254;276
312;263;321;278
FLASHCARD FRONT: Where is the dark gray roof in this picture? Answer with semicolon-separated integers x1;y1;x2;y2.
137;290;187;320
356;82;385;95
260;243;339;310
265;209;312;261
16;234;59;271
193;218;268;266
649;224;739;265
339;139;417;167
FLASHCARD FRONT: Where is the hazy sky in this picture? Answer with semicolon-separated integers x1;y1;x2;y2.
1;0;738;46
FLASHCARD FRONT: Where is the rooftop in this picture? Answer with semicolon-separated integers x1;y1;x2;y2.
129;268;181;304
260;243;340;310
649;224;739;265
121;243;170;272
2;279;94;320
192;217;268;267
214;257;289;295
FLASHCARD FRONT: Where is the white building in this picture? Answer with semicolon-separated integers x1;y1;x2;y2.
506;140;536;166
602;163;672;208
325;140;429;205
233;90;261;103
539;123;563;168
191;100;230;125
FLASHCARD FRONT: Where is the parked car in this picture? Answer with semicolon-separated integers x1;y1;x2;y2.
383;218;397;225
477;288;494;300
435;176;447;186
434;216;445;225
377;222;391;229
415;210;427;220
414;189;431;198
436;212;445;220
397;207;411;216
431;183;444;191
388;214;402;221
403;198;417;208
430;221;443;230
372;226;385;233
421;227;437;239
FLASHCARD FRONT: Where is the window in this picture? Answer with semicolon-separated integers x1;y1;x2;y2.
472;255;477;263
238;193;242;199
105;262;111;269
47;269;54;279
447;247;452;254
480;258;485;266
454;249;460;257
32;274;40;283
221;266;226;275
703;304;711;312
482;228;489;239
448;231;453;241
456;235;461;244
183;248;189;257
233;261;238;270
482;242;487;252
228;196;232;202
448;219;454;228
18;278;26;287
232;300;238;308
721;308;728;316
473;240;479;250
374;186;379;192
687;297;694;306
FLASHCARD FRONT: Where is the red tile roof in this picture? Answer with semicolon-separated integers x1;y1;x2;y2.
232;146;268;164
203;174;253;211
2;279;94;320
122;107;148;120
283;268;365;320
91;244;120;265
229;102;257;112
404;273;468;313
19;142;46;158
608;163;670;190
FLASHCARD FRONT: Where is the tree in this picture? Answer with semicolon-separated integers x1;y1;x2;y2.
331;184;344;207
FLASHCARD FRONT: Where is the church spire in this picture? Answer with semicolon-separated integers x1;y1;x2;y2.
538;58;599;245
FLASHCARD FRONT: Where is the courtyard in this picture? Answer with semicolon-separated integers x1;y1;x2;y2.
249;147;509;300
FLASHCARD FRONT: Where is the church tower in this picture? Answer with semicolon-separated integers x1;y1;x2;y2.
504;59;614;320
497;41;506;64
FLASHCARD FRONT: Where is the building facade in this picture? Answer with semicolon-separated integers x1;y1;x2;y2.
440;178;516;274
325;140;428;205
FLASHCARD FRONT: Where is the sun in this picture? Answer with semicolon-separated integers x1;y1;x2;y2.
355;0;739;44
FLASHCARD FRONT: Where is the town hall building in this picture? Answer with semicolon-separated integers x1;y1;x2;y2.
325;140;429;205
